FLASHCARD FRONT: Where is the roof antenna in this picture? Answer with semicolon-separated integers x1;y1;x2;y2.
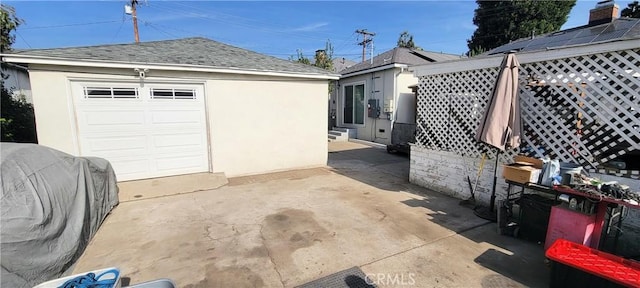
531;29;536;39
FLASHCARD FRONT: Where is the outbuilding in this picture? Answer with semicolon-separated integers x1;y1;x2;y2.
2;37;338;181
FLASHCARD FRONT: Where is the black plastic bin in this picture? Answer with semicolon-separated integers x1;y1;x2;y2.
550;261;625;288
517;194;559;243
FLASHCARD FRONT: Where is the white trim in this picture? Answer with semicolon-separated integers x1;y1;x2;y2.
65;78;81;155
1;54;339;80
411;38;640;76
340;80;367;128
341;63;407;78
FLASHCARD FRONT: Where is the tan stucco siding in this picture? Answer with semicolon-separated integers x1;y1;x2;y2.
25;65;328;177
337;68;406;145
207;79;328;176
28;69;78;154
396;72;418;124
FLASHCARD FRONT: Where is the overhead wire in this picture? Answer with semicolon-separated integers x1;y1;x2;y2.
15;30;32;48
143;21;179;38
161;1;351;41
20;20;121;30
140;1;363;59
111;8;127;43
143;2;528;57
147;1;353;43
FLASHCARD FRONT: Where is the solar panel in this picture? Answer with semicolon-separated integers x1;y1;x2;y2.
485;18;640;55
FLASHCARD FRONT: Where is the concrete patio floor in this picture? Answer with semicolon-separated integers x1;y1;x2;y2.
73;141;549;287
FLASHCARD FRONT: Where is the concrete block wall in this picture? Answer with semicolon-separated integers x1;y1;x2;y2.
410;145;640;255
409;145;508;206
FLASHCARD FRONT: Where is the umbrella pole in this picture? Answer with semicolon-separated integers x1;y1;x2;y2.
489;149;500;212
474;148;500;222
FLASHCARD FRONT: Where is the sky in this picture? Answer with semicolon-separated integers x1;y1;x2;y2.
5;0;634;62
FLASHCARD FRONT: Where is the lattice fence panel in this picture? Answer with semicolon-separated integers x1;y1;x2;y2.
416;47;640;175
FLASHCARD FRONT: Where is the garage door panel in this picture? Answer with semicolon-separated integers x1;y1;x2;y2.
77;110;146;134
107;157;150;179
152;133;203;148
84;110;146;125
73;82;209;181
150;110;203;125
83;135;148;154
155;154;208;172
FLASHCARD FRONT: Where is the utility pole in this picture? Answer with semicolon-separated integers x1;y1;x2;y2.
129;0;140;43
356;29;375;62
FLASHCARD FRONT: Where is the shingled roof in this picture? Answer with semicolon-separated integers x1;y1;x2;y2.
5;37;336;77
340;47;462;76
487;17;640;55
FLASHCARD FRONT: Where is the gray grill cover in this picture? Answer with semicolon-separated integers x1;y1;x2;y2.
1;143;119;288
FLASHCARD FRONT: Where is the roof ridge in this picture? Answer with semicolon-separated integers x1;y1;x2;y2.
5;37;337;77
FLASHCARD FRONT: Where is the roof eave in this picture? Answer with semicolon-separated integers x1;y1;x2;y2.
0;54;339;80
339;63;407;78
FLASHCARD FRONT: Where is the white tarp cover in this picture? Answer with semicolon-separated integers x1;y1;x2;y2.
1;143;119;288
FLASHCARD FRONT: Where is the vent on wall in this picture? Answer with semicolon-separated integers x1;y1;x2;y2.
84;87;139;99
150;88;196;100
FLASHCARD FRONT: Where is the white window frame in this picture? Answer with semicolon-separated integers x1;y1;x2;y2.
341;81;366;127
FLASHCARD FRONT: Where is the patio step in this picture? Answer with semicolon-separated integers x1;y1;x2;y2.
328;129;348;142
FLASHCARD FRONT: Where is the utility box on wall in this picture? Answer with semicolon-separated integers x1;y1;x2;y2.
383;99;394;113
368;99;380;118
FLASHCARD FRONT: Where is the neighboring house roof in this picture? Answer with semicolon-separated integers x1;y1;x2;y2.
340;47;462;77
332;58;357;73
2;37;338;79
488;17;640;55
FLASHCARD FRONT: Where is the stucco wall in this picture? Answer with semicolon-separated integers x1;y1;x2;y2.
26;65;328;178
337;68;413;145
395;72;418;124
208;79;328;176
28;69;78;153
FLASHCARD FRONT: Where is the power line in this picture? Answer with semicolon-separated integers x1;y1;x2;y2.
147;2;353;43
20;20;121;30
162;1;350;41
111;13;127;43
142;21;178;38
15;30;31;48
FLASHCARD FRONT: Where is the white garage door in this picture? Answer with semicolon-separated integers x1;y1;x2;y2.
72;82;209;181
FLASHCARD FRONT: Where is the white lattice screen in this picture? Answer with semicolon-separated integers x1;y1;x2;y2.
415;47;640;177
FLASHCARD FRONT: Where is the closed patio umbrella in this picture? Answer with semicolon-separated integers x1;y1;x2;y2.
475;52;522;219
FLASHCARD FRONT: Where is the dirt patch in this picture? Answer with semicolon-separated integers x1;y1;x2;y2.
184;264;264;288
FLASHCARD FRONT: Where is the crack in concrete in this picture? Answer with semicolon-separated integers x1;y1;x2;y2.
375;208;388;221
359;221;493;269
259;224;285;288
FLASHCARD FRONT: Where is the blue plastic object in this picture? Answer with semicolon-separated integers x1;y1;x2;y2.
58;269;119;288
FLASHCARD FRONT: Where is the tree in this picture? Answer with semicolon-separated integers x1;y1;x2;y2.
290;40;334;71
1;4;37;143
313;40;334;71
1;4;22;52
621;1;640;18
289;49;311;65
397;31;416;49
467;0;575;54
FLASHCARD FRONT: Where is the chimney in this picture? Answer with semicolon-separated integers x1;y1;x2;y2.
589;0;619;26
